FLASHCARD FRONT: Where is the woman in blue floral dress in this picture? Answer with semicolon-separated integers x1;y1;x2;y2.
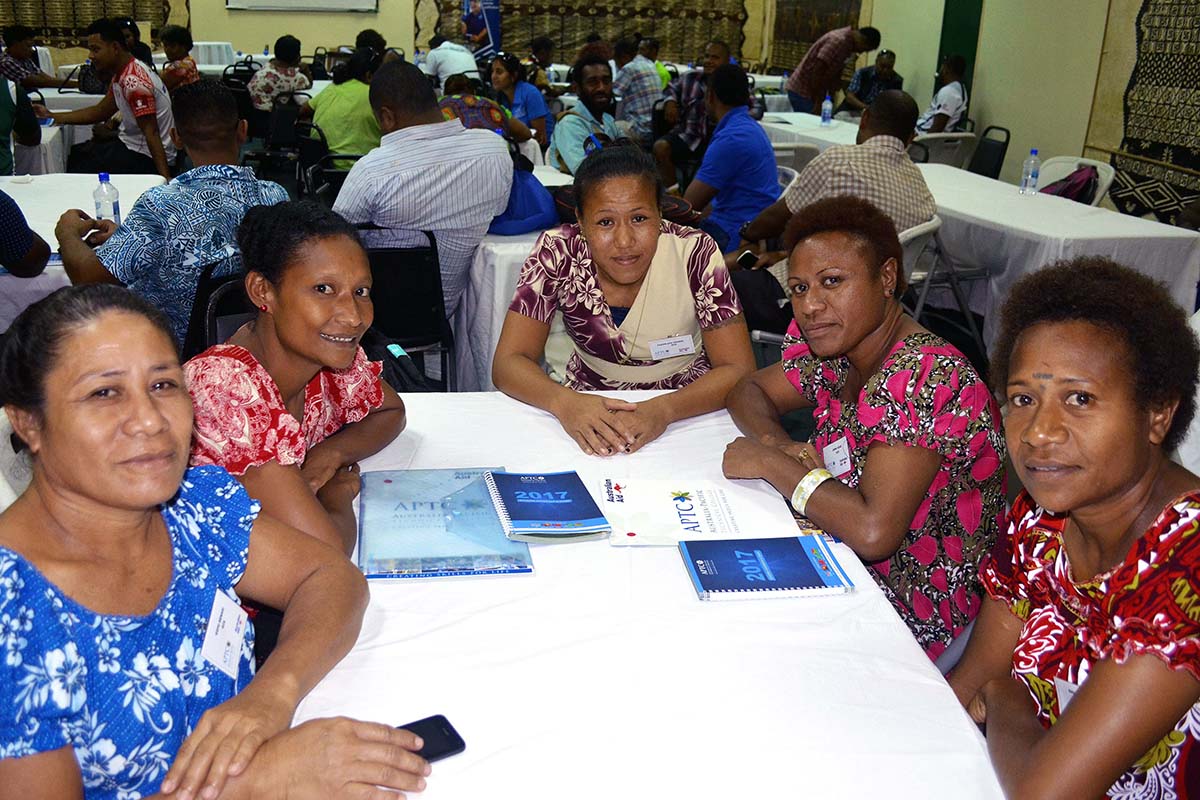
0;286;431;799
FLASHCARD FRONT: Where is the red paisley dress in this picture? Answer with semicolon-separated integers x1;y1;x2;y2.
983;490;1200;799
185;344;383;474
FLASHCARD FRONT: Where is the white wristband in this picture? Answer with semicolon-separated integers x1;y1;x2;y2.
790;468;833;515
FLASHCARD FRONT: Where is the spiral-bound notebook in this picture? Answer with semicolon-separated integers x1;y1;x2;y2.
484;470;611;543
678;535;855;601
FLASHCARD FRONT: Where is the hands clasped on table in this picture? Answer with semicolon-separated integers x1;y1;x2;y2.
551;393;674;456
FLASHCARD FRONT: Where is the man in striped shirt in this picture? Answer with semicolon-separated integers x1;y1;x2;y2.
334;60;512;319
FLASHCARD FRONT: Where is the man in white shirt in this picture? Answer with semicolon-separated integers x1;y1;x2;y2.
916;54;968;133
422;34;480;93
334;60;511;319
39;17;174;179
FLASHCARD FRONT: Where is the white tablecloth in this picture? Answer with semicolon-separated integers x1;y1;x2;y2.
0;173;166;331
153;42;237;67
917;164;1200;345
292;391;1002;800
33;88;105;111
455;166;570;391
759;112;858;152
14;125;65;175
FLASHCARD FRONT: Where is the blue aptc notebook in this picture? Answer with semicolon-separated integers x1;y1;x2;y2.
357;468;533;579
484;471;611;542
678;535;855;600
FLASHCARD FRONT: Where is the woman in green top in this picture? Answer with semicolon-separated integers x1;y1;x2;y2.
301;48;383;161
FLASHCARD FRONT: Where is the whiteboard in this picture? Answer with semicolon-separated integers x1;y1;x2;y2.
226;0;378;10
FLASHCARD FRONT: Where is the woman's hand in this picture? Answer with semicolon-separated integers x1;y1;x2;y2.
315;463;362;509
722;436;785;480
552;393;638;456
240;717;431;798
300;443;349;493
159;683;296;800
614;400;673;453
777;440;824;471
968;686;990;725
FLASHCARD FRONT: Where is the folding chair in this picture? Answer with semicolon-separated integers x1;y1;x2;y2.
966;126;1010;180
910;132;976;168
361;231;457;391
1038;157;1116;206
771;142;819;173
180;262;255;361
904;215;986;356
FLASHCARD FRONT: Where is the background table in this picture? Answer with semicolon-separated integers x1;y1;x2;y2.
759;112;858;152
292;391;1002;799
0;173;166;331
917;163;1200;345
455;166;571;391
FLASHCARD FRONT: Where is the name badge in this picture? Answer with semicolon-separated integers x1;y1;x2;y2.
649;335;697;360
201;590;249;680
1054;676;1081;713
822;437;852;477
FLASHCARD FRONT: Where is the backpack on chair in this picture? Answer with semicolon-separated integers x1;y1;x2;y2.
1040;166;1099;205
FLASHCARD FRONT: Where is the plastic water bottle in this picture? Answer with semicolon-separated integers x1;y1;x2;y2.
780;70;789;92
1019;148;1041;195
93;173;121;226
820;93;833;126
263;44;269;56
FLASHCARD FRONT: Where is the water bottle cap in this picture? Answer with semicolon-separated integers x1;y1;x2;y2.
1030;148;1038;155
825;93;831;100
98;172;110;182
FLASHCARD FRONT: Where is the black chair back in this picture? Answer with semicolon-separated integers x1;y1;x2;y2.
361;230;456;390
265;92;310;149
181;263;254;361
221;59;259;90
908;141;930;164
966;125;1010;180
309;153;365;207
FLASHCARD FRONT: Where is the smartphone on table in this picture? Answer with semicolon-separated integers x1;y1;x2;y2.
398;714;466;762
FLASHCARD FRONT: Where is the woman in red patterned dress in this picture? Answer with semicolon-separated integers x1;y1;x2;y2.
185;201;406;557
949;258;1200;798
723;196;1006;664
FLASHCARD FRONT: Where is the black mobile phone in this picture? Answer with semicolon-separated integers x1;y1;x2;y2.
398;714;466;762
736;249;759;269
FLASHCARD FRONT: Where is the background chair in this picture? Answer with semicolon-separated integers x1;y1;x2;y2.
771;141;819;173
0;412;32;513
361;231;457;391
181;262;255;361
1038;156;1116;206
776;165;799;194
898;215;941;284
966;125;1010;180
903;215;987;358
910;132;976;168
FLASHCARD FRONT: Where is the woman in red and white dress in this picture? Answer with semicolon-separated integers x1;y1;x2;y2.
949;257;1200;799
185;200;406;557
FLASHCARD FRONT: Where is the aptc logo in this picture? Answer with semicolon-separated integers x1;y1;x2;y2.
671;491;691;501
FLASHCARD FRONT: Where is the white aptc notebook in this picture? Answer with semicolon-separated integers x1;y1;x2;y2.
598;477;802;547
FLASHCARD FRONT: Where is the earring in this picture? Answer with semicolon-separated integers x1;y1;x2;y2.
258;304;268;312
885;289;894;297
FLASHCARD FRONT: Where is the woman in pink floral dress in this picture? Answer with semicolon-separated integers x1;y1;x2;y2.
723;196;1005;664
493;146;754;456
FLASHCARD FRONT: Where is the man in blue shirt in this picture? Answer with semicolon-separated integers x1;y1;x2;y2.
547;53;620;175
54;80;288;345
684;64;780;252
